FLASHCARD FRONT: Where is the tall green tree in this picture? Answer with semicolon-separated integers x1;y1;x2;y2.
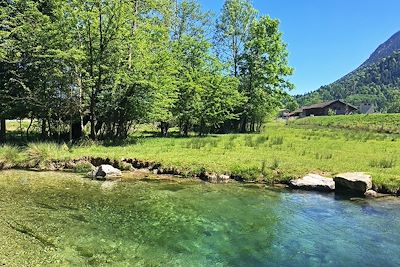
215;0;257;77
239;16;294;131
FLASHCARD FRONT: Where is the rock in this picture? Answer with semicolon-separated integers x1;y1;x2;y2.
365;190;378;198
201;172;231;183
289;174;335;192
88;165;122;180
334;172;372;194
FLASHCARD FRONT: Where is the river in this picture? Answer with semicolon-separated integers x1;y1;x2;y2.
0;170;399;266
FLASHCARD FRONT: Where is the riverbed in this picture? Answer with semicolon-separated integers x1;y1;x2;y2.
0;170;399;266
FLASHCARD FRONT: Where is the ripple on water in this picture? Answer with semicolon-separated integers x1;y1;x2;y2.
0;171;399;266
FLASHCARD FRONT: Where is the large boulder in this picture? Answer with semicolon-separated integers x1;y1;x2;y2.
334;172;372;194
88;165;122;180
289;174;335;192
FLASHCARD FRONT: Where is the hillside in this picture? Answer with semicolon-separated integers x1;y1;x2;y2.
297;31;400;112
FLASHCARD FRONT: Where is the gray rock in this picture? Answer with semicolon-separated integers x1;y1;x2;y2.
334;172;372;194
202;172;231;183
289;174;335;192
88;165;122;180
365;190;378;198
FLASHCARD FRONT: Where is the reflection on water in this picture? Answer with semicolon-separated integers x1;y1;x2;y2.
0;171;399;266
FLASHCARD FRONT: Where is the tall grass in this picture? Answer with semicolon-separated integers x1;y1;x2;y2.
369;158;396;169
1;122;400;191
0;145;21;166
26;143;69;168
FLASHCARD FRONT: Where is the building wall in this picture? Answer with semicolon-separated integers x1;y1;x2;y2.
305;102;355;116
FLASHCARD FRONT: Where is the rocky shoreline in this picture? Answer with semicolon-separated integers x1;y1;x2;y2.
0;156;398;197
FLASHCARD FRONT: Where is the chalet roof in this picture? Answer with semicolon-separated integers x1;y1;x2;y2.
287;100;358;117
302;100;358;110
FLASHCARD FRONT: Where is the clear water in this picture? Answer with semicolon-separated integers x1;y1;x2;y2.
0;171;399;266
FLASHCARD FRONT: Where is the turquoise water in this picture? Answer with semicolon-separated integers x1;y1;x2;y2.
0;171;399;266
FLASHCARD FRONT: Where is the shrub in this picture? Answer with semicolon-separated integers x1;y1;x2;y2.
260;160;267;175
224;141;235;150
0;145;20;166
270;158;280;170
73;161;94;173
244;136;254;147
315;152;333;160
270;136;284;145
185;138;207;149
255;136;269;145
27;143;60;168
369;159;396;169
232;166;261;181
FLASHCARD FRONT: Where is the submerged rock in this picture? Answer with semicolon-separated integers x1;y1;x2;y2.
334;172;372;194
289;174;335;192
88;165;122;180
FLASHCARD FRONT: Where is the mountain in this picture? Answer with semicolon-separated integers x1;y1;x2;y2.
296;31;400;112
361;31;400;68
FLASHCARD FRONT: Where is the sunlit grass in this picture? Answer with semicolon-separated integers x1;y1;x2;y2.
290;114;400;134
1;122;400;191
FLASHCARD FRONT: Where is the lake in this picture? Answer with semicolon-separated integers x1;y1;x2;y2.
0;170;399;266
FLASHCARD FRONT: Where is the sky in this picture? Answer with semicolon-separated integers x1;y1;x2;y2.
198;0;400;95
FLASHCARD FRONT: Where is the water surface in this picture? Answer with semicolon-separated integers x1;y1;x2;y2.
0;171;399;266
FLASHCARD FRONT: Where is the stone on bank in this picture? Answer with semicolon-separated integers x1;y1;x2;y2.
289;174;335;192
334;172;372;194
88;165;122;180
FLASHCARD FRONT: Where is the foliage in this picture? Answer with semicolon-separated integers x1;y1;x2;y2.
26;142;66;167
0;145;20;165
0;0;293;140
73;161;94;173
238;16;294;131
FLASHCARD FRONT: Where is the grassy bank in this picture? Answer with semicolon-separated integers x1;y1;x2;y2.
1;122;400;192
289;114;400;134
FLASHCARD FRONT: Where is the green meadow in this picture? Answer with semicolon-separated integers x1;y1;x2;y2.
1;119;400;192
290;113;400;134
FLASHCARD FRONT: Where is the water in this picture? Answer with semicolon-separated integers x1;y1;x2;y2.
0;171;399;266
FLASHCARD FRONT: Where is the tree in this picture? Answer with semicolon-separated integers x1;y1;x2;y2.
0;0;294;141
215;0;257;77
239;16;294;131
196;72;243;134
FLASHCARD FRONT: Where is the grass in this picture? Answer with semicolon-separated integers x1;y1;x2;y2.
289;114;400;134
1;120;400;192
0;145;21;166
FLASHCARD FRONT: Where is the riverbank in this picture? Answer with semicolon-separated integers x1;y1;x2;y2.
1;123;400;194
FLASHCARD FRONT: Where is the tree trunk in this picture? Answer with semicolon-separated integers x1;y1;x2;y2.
160;121;169;137
0;118;6;143
26;117;34;140
240;115;247;133
182;121;189;136
41;119;47;140
90;94;96;140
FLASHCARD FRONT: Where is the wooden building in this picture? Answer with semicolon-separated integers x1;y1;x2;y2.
289;100;358;117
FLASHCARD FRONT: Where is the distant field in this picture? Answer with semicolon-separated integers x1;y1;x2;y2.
1;123;400;193
289;114;400;134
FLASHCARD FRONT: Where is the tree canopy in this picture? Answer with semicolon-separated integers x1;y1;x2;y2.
0;0;293;141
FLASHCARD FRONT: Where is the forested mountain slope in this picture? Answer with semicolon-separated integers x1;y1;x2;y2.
297;31;400;112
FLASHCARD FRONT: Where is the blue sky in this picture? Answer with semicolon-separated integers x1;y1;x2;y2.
198;0;400;95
